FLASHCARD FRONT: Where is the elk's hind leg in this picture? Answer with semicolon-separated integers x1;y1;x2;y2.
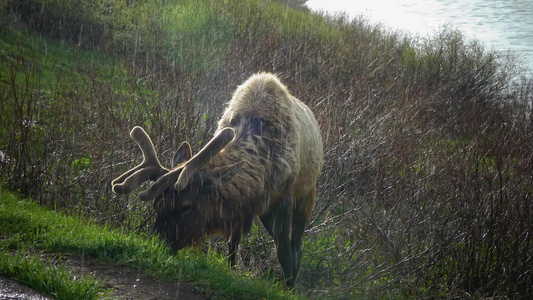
259;186;296;287
291;186;316;282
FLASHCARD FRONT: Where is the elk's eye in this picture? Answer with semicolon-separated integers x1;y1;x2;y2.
200;186;210;195
181;203;191;213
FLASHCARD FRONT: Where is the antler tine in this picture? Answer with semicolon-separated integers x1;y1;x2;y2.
138;168;182;201
112;126;169;195
134;128;235;202
174;127;235;191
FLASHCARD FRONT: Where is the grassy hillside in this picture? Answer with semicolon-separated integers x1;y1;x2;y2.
0;189;293;299
1;0;533;298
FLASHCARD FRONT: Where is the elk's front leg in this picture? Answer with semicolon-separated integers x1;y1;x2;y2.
227;230;241;267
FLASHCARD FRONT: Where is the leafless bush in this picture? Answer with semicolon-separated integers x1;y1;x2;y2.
2;1;533;297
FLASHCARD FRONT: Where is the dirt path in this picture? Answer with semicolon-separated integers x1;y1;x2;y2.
3;253;205;300
55;253;205;299
1;275;52;300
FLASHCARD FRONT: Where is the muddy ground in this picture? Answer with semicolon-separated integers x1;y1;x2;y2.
0;275;52;300
1;253;205;300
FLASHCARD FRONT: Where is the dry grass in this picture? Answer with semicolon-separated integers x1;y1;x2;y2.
1;0;533;297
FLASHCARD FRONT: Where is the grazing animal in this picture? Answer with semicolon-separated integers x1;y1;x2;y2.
112;73;323;287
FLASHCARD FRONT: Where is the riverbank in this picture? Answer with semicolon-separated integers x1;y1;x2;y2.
1;0;532;298
306;0;533;73
0;190;292;299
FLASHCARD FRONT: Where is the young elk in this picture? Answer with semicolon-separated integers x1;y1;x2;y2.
112;73;323;287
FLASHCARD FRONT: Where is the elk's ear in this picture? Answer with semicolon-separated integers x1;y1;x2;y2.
205;161;244;188
173;142;192;168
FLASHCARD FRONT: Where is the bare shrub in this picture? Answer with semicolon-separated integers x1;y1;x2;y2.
2;1;533;297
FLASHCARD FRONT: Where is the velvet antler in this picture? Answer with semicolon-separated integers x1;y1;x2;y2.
137;127;235;201
112;126;169;196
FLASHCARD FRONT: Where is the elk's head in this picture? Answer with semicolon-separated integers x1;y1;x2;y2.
111;126;242;250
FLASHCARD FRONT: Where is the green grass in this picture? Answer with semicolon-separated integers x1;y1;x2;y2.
0;189;295;299
0;26;140;107
0;251;102;300
1;0;532;298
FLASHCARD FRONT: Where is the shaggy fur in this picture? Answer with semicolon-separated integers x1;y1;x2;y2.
212;72;323;215
195;73;323;286
112;73;323;287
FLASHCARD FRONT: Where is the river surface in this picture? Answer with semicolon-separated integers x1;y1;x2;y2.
306;0;533;73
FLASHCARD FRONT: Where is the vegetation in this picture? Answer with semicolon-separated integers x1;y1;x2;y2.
1;0;532;298
0;189;293;299
0;251;102;300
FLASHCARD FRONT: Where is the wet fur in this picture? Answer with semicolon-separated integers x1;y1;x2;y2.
189;73;323;285
149;73;323;287
211;73;323;214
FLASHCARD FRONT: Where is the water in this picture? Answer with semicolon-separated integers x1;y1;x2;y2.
306;0;533;73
